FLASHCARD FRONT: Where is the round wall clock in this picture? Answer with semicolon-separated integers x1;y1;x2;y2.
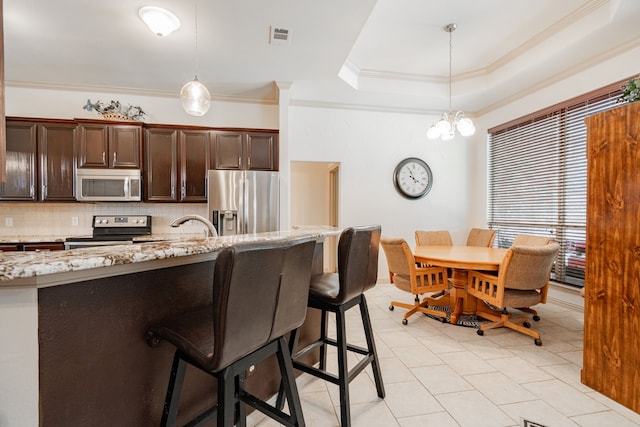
393;157;433;199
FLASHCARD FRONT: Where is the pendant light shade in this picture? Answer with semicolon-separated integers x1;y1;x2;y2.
427;23;475;141
138;6;180;37
180;77;211;116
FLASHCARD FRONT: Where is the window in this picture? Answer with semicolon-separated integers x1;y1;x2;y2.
487;80;626;287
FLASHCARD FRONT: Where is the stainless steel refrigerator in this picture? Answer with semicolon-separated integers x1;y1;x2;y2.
207;170;279;236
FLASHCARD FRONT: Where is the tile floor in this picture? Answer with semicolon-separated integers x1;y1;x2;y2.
249;284;640;427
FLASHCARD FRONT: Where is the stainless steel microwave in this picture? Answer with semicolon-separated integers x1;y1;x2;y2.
76;169;142;202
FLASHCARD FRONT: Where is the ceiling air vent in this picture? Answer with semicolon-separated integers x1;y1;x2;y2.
270;26;290;45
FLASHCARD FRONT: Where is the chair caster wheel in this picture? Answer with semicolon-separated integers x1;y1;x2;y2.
402;319;408;325
389;305;394;311
523;321;531;328
534;338;542;346
533;315;540;321
477;329;484;336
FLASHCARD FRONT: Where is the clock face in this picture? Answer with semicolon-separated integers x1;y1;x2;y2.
393;157;433;199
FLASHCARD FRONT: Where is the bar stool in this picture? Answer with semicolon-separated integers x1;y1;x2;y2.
279;225;385;426
146;237;316;427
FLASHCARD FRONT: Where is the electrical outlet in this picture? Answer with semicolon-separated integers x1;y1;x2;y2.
72;217;79;226
5;217;13;227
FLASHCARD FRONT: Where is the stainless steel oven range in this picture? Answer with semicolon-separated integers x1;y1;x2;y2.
64;215;152;249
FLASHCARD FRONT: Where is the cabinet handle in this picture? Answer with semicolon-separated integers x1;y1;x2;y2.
238;157;242;168
113;152;117;166
102;152;106;164
171;185;175;199
248;157;251;168
181;186;185;199
30;185;35;198
42;185;47;199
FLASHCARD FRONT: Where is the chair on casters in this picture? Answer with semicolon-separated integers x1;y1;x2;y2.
414;230;453;246
279;225;385;427
146;237;316;427
380;237;449;325
466;228;496;247
467;242;560;346
510;234;554;321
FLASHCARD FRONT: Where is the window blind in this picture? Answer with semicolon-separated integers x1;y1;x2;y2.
488;83;624;287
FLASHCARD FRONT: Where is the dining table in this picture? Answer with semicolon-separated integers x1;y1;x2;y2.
413;245;508;324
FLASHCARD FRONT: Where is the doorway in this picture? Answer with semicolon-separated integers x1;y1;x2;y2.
290;161;339;272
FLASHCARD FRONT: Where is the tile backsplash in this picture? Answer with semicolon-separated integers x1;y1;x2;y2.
0;202;209;238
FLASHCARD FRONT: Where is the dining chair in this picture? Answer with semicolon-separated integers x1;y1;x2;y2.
279;225;385;427
380;236;449;325
511;233;554;321
145;237;316;427
466;228;496;247
414;230;453;246
467;242;560;345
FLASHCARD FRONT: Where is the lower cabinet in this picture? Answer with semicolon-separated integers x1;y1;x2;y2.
0;242;65;252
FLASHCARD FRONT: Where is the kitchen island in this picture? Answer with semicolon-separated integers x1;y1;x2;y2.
0;227;339;427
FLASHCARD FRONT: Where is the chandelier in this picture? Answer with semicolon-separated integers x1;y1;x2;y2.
180;0;211;116
427;23;475;141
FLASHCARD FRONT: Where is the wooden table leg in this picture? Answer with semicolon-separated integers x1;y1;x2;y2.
448;269;478;324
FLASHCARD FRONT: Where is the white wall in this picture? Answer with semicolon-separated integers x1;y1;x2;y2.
288;106;481;276
5;86;279;129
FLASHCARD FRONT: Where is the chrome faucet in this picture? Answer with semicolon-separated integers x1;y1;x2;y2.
170;215;218;237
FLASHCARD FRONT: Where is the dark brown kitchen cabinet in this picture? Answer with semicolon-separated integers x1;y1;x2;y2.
1;119;76;201
212;131;278;171
38;122;76;201
144;126;211;202
77;120;142;169
23;242;65;251
144;127;178;201
1;121;37;200
179;129;211;202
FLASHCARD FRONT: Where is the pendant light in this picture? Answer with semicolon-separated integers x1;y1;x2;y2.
427;23;475;141
180;0;211;116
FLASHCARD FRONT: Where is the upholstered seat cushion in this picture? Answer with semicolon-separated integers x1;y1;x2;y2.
148;307;214;369
502;288;542;308
309;273;340;301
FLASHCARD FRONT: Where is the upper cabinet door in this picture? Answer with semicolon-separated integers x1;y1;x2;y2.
247;133;278;170
212;131;244;169
77;123;109;168
38;122;76;201
109;125;142;168
179;129;210;202
144;127;178;202
1;121;37;200
77;122;142;169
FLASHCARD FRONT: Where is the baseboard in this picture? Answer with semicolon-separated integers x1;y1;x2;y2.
548;282;584;311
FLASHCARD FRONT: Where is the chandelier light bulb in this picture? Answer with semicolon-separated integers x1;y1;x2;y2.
180;77;211;116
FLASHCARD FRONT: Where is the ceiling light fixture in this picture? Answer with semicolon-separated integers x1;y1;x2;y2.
427;23;475;141
138;6;180;37
180;0;211;116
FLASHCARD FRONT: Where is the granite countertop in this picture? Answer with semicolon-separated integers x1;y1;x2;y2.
0;226;341;284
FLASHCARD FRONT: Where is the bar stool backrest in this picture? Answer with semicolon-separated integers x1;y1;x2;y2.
334;225;381;304
211;237;316;372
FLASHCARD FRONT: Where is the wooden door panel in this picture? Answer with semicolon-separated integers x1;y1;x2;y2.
145;128;177;201
2;121;37;200
39;123;76;201
179;130;208;202
110;125;142;168
77;123;109;168
212;132;244;169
